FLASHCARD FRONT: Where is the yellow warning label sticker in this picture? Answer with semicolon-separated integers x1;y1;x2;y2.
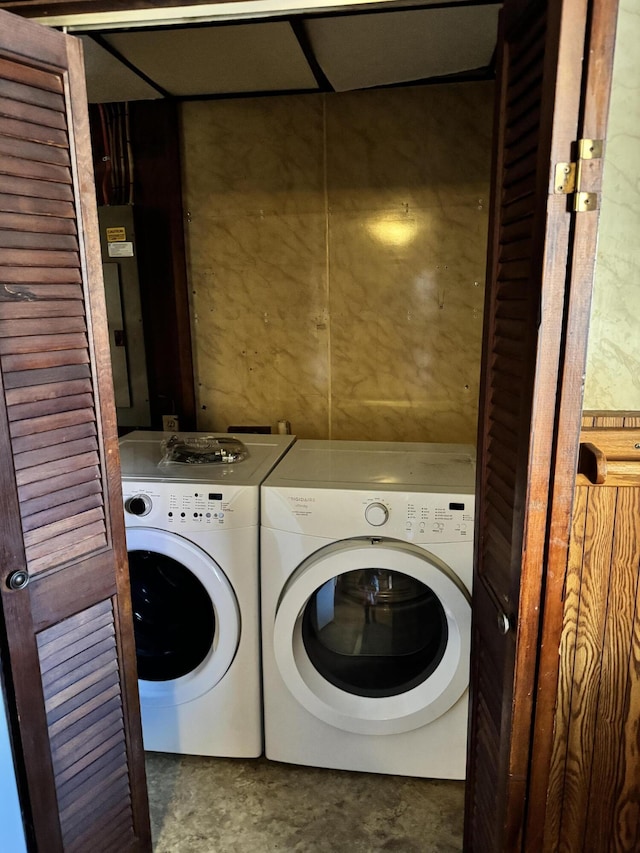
106;227;127;242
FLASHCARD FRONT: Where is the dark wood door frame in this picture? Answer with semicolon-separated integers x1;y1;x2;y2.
525;0;620;844
465;0;619;848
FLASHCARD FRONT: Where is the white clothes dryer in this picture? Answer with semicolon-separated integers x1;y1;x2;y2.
260;439;475;779
119;431;295;757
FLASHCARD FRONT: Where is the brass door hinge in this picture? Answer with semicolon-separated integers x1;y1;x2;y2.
574;192;598;212
554;138;603;211
555;161;576;194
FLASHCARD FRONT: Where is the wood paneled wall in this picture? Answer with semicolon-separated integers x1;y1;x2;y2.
544;416;640;851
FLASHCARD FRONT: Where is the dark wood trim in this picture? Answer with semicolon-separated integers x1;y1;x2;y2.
128;99;196;430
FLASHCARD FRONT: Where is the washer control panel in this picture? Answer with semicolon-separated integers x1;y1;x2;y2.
124;494;152;517
122;481;256;531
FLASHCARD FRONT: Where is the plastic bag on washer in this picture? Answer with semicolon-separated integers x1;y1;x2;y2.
159;434;249;465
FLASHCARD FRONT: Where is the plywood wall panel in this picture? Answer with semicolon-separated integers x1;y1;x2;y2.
558;486;617;850
181;83;493;441
546;465;640;850
543;485;588;849
585;487;640;848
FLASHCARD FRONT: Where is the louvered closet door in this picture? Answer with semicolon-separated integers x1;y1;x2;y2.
0;11;150;853
464;0;618;849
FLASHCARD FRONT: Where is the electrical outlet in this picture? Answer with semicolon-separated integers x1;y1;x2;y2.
162;415;180;432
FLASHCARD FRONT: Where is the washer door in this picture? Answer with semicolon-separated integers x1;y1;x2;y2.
273;537;471;735
126;527;240;707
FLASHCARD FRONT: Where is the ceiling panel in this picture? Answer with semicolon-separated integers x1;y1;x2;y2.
102;22;320;96
80;35;163;102
305;5;500;91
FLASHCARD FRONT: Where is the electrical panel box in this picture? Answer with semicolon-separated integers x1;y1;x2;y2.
98;205;151;428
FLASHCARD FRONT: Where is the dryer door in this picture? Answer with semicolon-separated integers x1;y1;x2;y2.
273;537;471;735
127;527;240;707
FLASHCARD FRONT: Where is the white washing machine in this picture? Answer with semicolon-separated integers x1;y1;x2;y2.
119;431;295;757
261;439;475;779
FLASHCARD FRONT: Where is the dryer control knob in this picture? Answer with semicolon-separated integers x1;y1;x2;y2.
125;494;152;517
365;502;389;527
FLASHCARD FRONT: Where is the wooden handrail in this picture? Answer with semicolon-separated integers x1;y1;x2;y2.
577;428;640;486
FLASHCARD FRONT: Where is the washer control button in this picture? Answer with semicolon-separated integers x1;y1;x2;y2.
365;502;389;526
125;494;152;516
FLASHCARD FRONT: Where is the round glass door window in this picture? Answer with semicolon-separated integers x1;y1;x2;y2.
273;538;471;735
126;526;240;707
128;550;216;682
301;568;448;698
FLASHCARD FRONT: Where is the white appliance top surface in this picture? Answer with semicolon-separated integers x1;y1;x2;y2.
262;439;476;493
119;431;295;485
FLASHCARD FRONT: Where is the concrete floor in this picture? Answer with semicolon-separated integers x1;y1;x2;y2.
146;753;465;852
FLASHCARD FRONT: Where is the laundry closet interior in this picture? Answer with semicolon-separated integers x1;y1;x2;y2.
82;4;497;445
76;1;496;842
2;0;640;849
15;1;502;849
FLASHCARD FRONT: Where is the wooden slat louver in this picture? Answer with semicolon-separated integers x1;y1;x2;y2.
478;19;543;580
0;57;107;577
468;6;547;834
467;0;619;846
0;13;150;851
468;615;505;850
37;600;135;853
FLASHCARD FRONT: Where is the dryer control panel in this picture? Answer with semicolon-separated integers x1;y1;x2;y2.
122;481;258;532
401;498;474;542
263;487;475;544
